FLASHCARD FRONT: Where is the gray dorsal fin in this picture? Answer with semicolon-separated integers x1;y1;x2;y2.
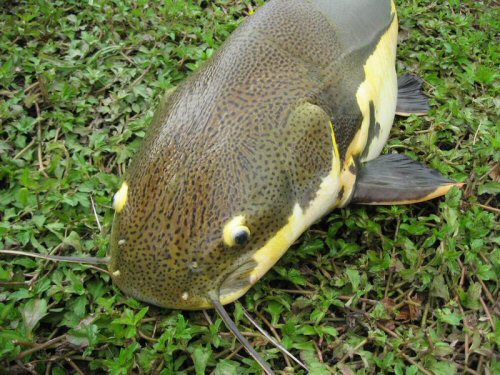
351;154;461;205
396;74;430;116
312;0;394;52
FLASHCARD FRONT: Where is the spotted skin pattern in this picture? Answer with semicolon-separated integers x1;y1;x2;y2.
109;0;396;309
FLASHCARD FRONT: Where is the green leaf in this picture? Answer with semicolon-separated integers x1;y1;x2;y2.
134;307;149;325
0;266;10;281
63;231;82;252
301;349;333;374
430;274;450;300
428;360;457;375
459;282;482;310
214;360;240;375
67;324;98;348
0;331;22;360
478;182;500;195
16;187;31;206
319;326;338;338
345;268;360;291
435;308;462;326
266;301;284;326
21;299;48;335
192;345;212;375
31;215;46;228
370;303;390;320
406;365;419;375
474;65;496;84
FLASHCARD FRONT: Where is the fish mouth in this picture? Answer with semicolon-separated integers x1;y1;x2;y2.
218;259;258;305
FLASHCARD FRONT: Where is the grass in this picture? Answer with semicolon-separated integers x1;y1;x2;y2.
0;0;498;374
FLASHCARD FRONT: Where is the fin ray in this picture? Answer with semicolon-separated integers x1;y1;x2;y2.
396;74;430;116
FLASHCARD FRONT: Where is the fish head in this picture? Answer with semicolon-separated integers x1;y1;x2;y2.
108;95;297;309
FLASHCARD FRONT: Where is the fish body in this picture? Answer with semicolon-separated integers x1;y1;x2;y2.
108;0;454;311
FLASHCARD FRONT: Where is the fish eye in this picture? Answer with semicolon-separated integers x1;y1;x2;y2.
233;226;250;246
223;215;251;247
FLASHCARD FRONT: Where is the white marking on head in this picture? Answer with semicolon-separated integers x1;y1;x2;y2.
181;292;189;301
118;239;126;246
112;270;121;277
113;182;129;213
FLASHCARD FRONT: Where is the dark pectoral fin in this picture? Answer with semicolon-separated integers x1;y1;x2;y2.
351;154;462;205
396;74;430;116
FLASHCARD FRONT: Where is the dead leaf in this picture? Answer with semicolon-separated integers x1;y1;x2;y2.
408;295;423;321
382;297;396;310
396;306;410;321
489;162;500;182
395;295;423;321
339;365;356;375
382;320;396;331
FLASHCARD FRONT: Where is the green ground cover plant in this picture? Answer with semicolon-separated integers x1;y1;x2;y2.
0;0;498;374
